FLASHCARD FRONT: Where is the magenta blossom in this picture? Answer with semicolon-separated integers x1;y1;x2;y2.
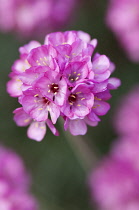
62;84;94;120
111;136;139;173
0;146;38;209
114;85;139;137
89;134;139;210
0;0;77;39
106;0;139;62
7;31;120;141
89;157;139;210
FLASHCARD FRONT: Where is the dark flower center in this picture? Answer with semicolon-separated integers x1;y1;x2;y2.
68;72;80;83
69;75;76;82
50;83;59;94
68;87;73;91
42;97;50;105
68;94;77;105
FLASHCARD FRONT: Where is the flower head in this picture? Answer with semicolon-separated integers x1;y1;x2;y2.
106;0;139;62
111;136;139;173
89;136;139;210
0;0;77;39
114;85;139;137
0;146;38;209
7;31;120;141
89;158;139;210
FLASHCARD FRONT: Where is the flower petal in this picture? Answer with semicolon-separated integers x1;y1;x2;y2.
13;107;32;126
46;119;59;136
27;121;46;141
69;119;87;135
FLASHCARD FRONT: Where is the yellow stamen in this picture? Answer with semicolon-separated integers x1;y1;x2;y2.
94;97;101;101
25;60;30;66
65;55;70;58
34;100;38;103
93;105;100;109
38;108;43;110
40;126;45;129
16;78;21;82
43;61;47;65
24;119;30;123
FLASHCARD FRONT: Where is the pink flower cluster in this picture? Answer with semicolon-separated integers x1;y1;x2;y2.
7;31;120;141
106;0;139;62
0;0;76;39
89;87;139;210
89;136;139;210
114;86;139;137
0;146;38;210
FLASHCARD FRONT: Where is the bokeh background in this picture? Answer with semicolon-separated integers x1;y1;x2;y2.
1;0;139;209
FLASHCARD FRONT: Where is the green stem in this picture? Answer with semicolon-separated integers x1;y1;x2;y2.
59;118;98;173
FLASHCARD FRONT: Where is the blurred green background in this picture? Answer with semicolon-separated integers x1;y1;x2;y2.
1;0;139;209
